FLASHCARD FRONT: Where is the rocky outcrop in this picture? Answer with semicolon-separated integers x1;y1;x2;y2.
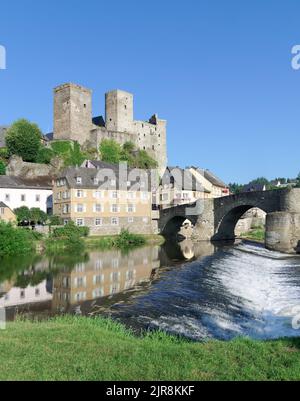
6;155;64;179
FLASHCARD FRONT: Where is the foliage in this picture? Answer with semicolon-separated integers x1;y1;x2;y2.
50;140;87;167
2;316;300;380
14;207;47;225
241;228;265;242
99;139;122;164
99;139;158;168
48;215;63;226
0;160;6;175
6;119;42;162
0;148;9;159
51;221;89;239
86;230;146;250
0;222;33;256
228;182;243;194
36;147;55;164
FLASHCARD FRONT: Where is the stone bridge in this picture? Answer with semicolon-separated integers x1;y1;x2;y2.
159;188;300;254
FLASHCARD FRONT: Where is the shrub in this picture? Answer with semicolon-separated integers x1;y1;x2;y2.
52;221;89;239
6;119;42;162
114;230;146;248
99;139;122;164
0;160;6;175
36;147;55;164
0;222;33;256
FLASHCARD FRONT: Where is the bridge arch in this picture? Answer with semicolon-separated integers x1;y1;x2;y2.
212;190;283;241
213;204;266;241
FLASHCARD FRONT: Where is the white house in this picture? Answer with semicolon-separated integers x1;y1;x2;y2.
0;176;52;213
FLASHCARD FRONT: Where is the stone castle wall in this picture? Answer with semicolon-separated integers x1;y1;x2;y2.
53;84;167;172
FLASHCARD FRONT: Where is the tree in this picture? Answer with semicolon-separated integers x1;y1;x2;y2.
36;147;55;164
99;139;122;164
296;172;300;188
135;150;158;169
0;160;5;175
14;207;47;226
6;119;42;162
14;206;31;225
229;183;243;194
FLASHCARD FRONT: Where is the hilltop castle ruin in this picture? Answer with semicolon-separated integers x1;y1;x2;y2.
52;83;167;171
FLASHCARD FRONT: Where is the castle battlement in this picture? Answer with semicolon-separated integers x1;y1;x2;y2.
53;83;167;171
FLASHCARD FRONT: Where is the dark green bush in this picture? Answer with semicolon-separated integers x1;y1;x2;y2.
0;222;34;256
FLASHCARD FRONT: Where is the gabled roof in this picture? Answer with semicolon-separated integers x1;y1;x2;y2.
59;164;153;190
0;176;52;190
242;183;266;192
190;166;227;188
161;167;205;192
0;201;9;208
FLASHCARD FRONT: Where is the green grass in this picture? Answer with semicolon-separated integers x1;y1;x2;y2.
241;228;265;242
0;316;300;381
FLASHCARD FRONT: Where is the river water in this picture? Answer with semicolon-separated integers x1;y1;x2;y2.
1;240;300;341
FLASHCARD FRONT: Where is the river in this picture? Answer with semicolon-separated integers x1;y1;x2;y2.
1;240;300;341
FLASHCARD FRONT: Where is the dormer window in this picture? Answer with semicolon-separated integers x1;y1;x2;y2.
76;177;82;185
94;178;99;185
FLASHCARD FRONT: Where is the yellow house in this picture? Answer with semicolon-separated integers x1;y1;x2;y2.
0;202;16;223
53;164;156;235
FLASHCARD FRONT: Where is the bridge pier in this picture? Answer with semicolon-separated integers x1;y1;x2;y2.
265;189;300;254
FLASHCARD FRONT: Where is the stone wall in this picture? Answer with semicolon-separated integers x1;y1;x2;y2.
6;155;63;179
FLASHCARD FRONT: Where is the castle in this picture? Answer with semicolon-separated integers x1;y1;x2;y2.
52;83;167;171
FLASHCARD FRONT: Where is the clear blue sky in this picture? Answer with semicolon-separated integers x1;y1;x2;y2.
1;0;300;184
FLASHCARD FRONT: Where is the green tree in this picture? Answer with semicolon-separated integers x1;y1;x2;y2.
99;139;122;164
29;208;48;225
14;206;31;224
36;147;55;164
0;160;6;175
6;119;42;162
135;150;158;169
0;221;33;256
229;183;243;194
296;172;300;188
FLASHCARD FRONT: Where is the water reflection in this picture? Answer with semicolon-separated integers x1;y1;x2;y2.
2;240;300;341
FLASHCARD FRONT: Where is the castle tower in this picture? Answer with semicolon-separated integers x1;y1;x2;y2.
53;83;92;145
105;90;133;132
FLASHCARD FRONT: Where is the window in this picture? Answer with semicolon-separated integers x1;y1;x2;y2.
93;275;103;285
127;192;135;200
36;195;40;202
141;192;148;200
21;194;26;202
95;260;103;270
110;179;116;186
5;194;9;202
94;191;103;199
127;204;135;213
111;204;120;213
112;259;119;269
76;190;84;198
94;204;102;213
128;217;134;223
95;218;102;226
74;292;86;302
76;177;82;185
63;204;70;214
76;218;84;226
94;178;99;185
111;271;120;282
35;288;40;297
0;208;4;215
75;277;86;288
111;217;119;226
20;290;25;299
127;181;131;187
92;288;104;298
76;204;84;213
111;191;118;199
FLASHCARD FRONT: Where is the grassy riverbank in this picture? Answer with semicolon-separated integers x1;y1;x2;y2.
240;227;265;243
0;316;300;381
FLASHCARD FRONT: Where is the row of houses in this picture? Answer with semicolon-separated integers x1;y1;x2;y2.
0;161;229;234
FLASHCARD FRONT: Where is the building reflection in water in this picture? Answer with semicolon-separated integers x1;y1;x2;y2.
0;241;216;320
